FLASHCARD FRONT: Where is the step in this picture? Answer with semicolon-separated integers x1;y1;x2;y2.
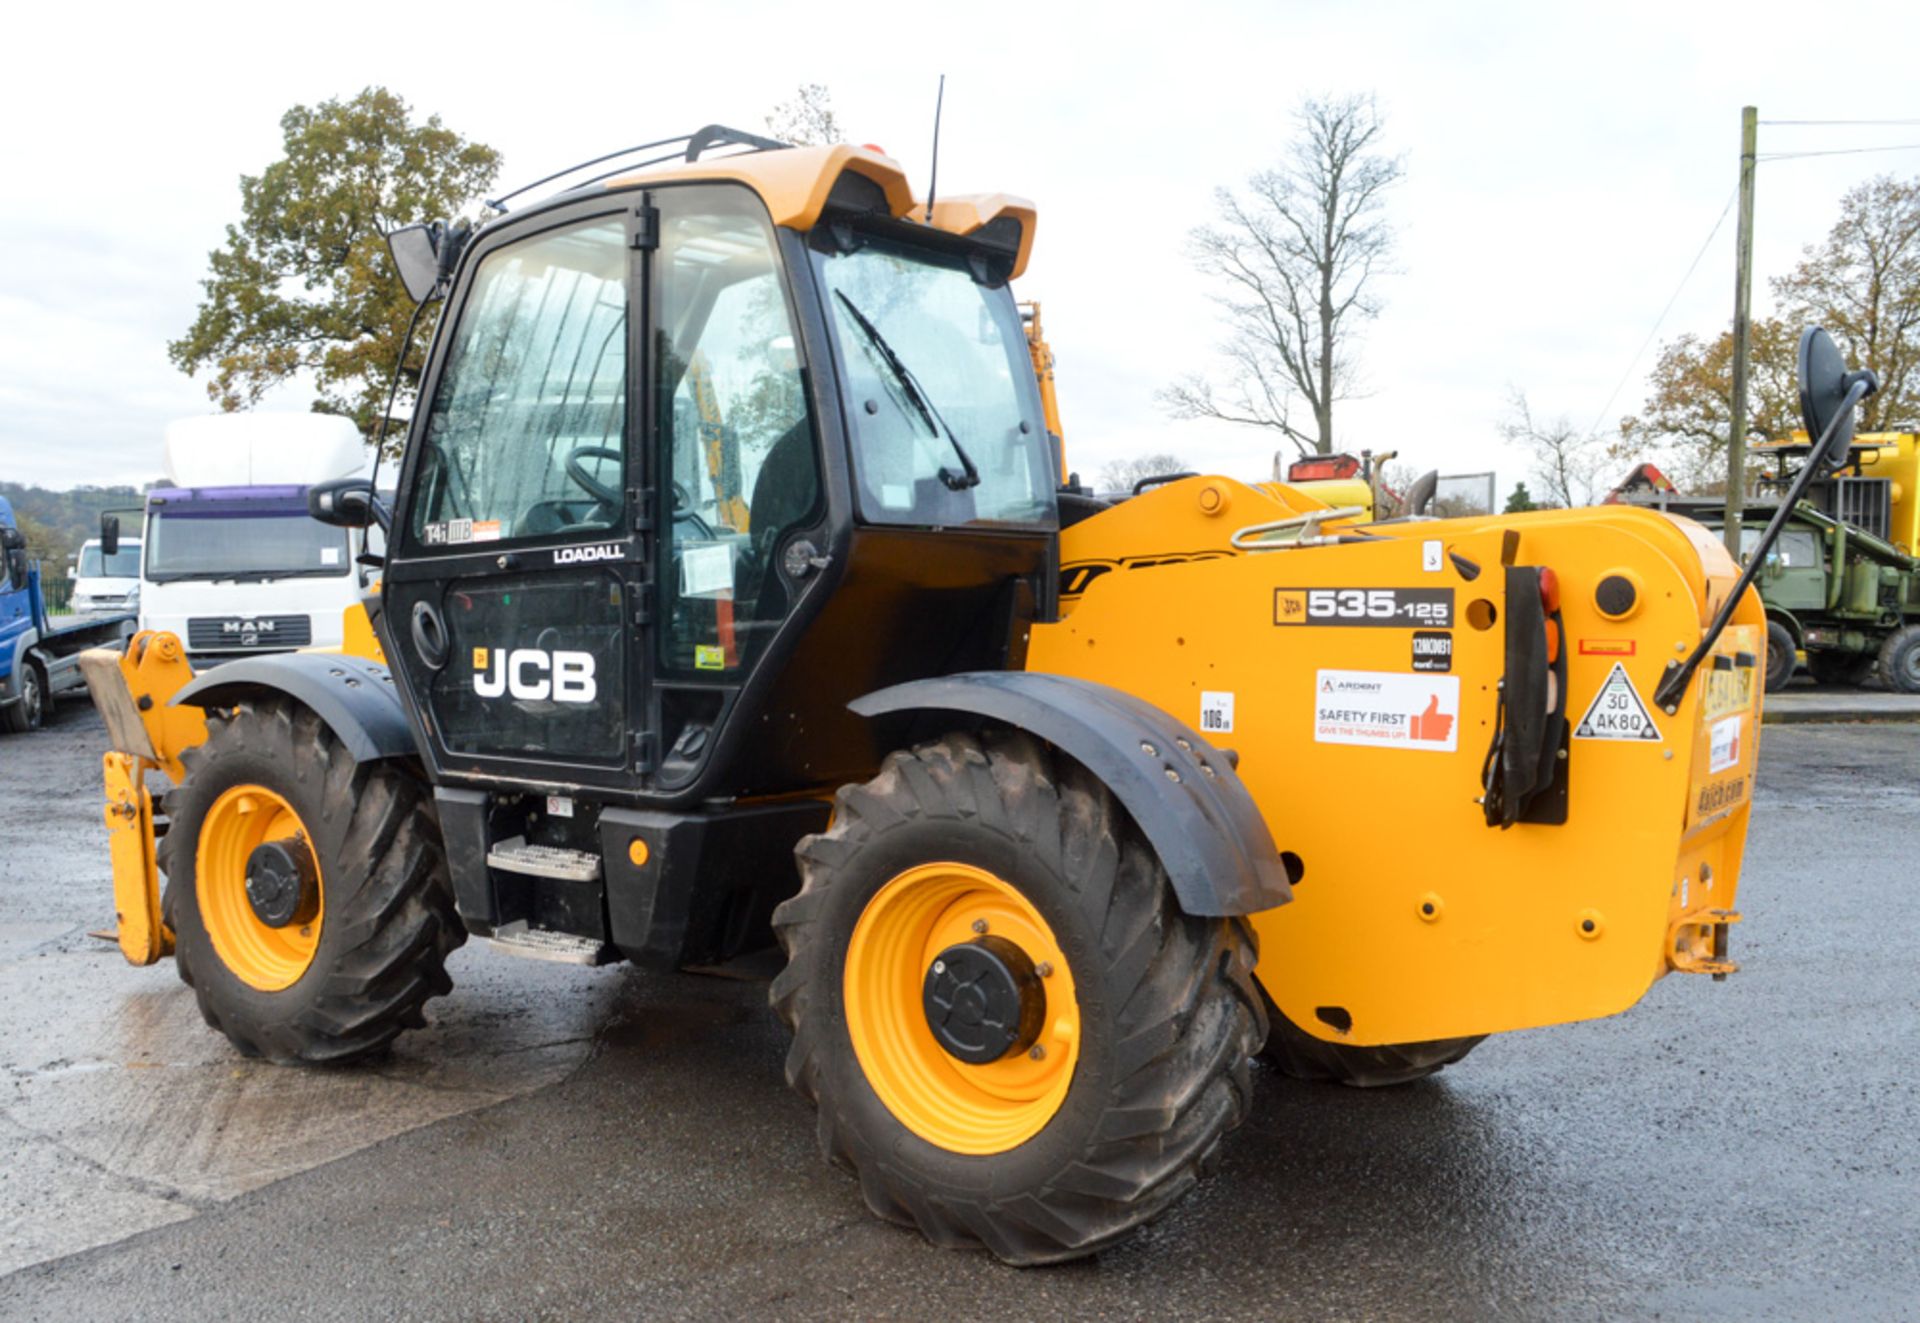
485;920;612;966
486;836;602;882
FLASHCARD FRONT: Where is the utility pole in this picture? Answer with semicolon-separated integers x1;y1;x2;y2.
1724;105;1758;560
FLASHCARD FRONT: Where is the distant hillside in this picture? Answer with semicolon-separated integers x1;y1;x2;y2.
0;481;153;565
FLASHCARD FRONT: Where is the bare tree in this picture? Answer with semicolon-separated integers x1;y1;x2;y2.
1161;95;1403;457
765;84;841;146
1501;389;1604;508
1097;452;1192;494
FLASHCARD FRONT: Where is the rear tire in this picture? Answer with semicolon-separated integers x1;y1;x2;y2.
2;660;45;733
1878;625;1920;694
1261;992;1482;1087
772;731;1264;1265
157;699;464;1063
1807;649;1875;688
1763;620;1797;693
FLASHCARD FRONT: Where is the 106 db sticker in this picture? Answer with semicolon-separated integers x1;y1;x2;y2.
1276;587;1453;628
1314;670;1460;752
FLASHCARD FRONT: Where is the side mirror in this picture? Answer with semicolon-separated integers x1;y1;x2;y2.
1797;327;1879;474
0;526;24;553
309;477;379;529
388;223;444;304
100;514;119;558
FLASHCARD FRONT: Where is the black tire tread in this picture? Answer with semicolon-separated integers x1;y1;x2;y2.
1877;624;1920;695
1261;989;1482;1087
1764;620;1797;693
771;731;1263;1264
159;699;463;1064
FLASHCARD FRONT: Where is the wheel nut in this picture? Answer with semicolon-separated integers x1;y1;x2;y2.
971;919;989;934
1035;961;1053;977
1029;1044;1046;1061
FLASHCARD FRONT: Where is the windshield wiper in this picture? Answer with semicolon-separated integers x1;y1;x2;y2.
833;290;980;491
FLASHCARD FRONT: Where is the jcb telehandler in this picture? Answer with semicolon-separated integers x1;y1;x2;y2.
83;126;1873;1263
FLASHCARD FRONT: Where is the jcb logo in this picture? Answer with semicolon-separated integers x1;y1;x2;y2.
472;647;597;703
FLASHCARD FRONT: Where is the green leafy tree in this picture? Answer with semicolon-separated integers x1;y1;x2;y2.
1504;482;1536;513
1774;173;1920;431
169;87;501;443
1616;318;1799;490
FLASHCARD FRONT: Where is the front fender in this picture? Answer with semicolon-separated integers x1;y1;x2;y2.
171;652;418;763
850;672;1293;918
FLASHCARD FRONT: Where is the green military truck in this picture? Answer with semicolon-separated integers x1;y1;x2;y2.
1644;432;1920;694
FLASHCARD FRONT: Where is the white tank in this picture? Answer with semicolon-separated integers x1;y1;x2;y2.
163;413;368;488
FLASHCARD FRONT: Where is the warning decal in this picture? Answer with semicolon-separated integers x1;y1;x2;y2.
1313;670;1459;752
1574;662;1661;742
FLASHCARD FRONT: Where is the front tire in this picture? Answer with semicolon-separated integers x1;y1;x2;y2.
2;660;45;733
158;699;464;1063
771;732;1263;1265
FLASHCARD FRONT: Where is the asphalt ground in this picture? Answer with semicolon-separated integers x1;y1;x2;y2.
2;699;1917;1320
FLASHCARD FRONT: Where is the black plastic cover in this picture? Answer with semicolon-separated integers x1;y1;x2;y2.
849;672;1293;918
171;652;418;763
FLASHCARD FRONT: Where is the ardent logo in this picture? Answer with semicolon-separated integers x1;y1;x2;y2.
472;647;597;703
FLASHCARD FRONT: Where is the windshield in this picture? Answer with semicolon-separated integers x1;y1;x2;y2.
146;509;348;582
815;239;1054;528
79;543;141;577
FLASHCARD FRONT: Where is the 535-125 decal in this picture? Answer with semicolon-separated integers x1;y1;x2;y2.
1274;587;1454;628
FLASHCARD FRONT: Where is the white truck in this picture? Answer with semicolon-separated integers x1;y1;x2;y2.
122;414;376;665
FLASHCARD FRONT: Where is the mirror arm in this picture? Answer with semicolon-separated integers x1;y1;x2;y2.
1652;376;1869;712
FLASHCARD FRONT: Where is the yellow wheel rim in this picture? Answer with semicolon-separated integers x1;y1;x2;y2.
196;784;324;992
844;862;1081;1155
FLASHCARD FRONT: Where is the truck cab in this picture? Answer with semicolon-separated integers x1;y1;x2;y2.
137;414;381;666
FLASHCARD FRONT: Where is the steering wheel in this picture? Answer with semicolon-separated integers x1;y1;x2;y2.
565;446;623;505
672;481;715;540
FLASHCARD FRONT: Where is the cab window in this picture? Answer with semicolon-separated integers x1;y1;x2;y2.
408;217;628;549
815;237;1054;529
656;186;822;675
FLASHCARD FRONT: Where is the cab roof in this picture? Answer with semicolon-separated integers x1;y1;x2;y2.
601;142;1037;280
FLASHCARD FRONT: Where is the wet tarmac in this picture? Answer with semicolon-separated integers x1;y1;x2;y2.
2;701;1916;1319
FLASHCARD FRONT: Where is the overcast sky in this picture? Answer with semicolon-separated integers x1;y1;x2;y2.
4;0;1918;494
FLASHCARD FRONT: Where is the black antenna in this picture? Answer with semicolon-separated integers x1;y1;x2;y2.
925;75;946;223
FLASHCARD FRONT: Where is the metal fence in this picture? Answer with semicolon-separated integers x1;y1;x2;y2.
36;567;74;617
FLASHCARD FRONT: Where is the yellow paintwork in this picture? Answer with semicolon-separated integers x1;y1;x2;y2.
340;600;386;664
102;751;170;964
843;861;1080;1154
197;784;324;992
1020;301;1066;479
1755;430;1918;555
1031;478;1760;1047
1855;432;1919;554
604;145;1036;279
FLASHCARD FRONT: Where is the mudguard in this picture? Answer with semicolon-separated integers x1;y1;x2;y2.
850;671;1294;918
171;652;418;763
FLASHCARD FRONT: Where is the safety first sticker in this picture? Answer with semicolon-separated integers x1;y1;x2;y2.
1313;670;1459;752
1573;662;1660;742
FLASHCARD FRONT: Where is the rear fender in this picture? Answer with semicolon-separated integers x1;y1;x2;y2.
850;671;1294;918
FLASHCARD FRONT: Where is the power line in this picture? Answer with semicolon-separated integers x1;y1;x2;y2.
1759;118;1920;126
1759;143;1920;161
1585;187;1738;439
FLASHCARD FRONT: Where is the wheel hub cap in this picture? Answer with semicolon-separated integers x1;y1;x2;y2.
244;835;319;929
923;935;1044;1064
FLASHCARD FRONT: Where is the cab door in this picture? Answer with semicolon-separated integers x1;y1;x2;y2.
383;204;646;787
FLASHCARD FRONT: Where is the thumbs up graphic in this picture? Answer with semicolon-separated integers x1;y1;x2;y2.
1409;693;1454;743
